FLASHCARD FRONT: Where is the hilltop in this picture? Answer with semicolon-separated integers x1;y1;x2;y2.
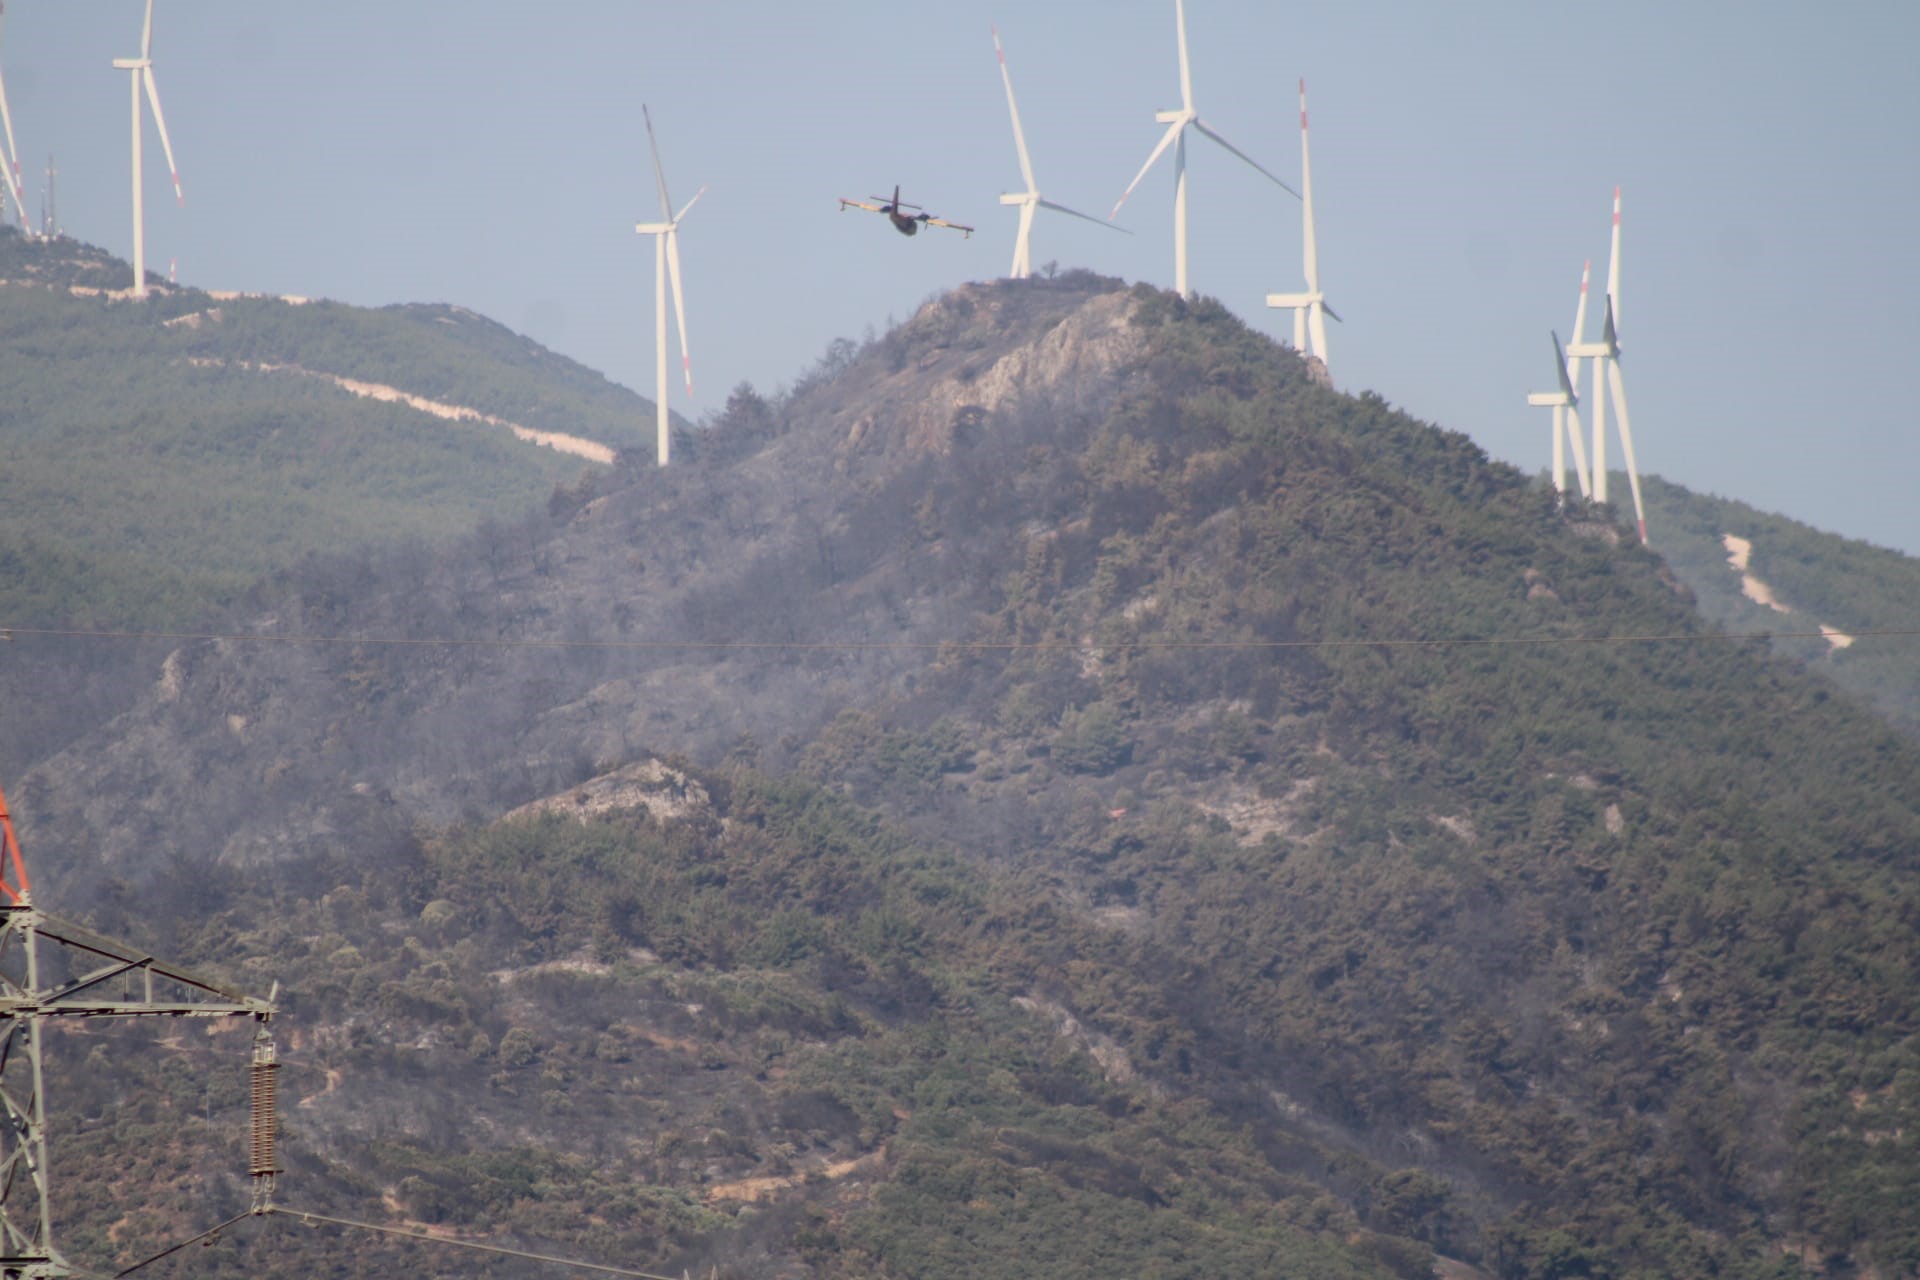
12;274;1920;1279
0;226;669;631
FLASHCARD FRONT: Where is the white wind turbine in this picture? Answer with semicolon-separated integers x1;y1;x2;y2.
112;0;183;299
1527;330;1591;503
992;25;1126;280
1564;188;1648;543
1264;79;1340;379
633;105;703;468
1110;0;1297;299
0;2;29;232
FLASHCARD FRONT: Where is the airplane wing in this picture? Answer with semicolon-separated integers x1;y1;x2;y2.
922;216;974;238
838;198;886;215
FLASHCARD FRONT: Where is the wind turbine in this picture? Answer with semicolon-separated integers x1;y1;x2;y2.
0;1;29;231
992;25;1126;280
1264;78;1340;380
112;0;184;299
633;105;702;468
1110;0;1297;299
1527;330;1591;503
1564;188;1648;543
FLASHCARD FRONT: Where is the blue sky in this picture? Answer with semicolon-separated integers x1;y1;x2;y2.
5;0;1916;552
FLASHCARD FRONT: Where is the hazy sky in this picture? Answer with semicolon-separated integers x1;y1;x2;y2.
5;1;1916;552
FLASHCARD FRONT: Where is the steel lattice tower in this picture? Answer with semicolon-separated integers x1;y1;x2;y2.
0;777;276;1280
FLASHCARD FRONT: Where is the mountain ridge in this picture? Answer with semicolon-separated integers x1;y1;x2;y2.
11;272;1920;1279
0;226;659;637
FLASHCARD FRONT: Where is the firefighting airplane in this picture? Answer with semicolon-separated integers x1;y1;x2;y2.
838;185;974;238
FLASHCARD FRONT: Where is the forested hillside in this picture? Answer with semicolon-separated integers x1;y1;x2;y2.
0;227;658;630
1625;474;1920;739
11;274;1920;1280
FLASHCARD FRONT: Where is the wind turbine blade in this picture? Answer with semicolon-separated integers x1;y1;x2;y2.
1308;301;1329;366
1551;331;1577;401
1606;186;1622;330
642;103;673;219
0;1;25;227
1566;259;1591;386
1110;119;1184;220
1174;0;1194;112
1322;303;1343;323
0;64;26;226
141;0;155;59
1192;119;1298;197
673;184;706;223
143;66;183;205
1036;197;1130;231
1298;79;1318;292
1565;401;1592;499
665;230;692;395
992;26;1037;193
1607;358;1646;542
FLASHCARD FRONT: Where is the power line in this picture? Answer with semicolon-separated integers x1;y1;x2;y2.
267;1206;692;1280
0;624;1914;655
114;1211;254;1278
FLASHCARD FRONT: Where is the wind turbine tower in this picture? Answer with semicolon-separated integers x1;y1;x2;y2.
1111;0;1297;299
112;0;184;299
1563;188;1648;543
992;26;1125;279
633;105;702;468
1264;79;1341;382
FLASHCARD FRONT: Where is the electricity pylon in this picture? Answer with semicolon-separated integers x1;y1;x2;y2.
0;776;277;1280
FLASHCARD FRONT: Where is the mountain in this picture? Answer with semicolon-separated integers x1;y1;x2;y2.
0;226;665;632
1621;474;1920;740
12;273;1920;1280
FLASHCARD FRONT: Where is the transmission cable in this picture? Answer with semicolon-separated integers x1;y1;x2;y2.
267;1204;691;1280
1;623;1915;654
112;1209;255;1278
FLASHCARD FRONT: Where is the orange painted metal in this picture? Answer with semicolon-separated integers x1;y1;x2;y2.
0;773;29;904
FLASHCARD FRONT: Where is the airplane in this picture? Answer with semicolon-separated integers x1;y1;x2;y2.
838;185;973;238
